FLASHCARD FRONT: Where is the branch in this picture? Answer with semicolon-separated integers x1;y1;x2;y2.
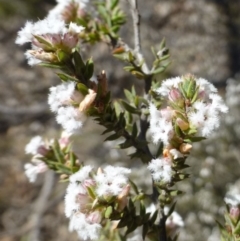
127;0;141;53
126;0;149;75
159;209;167;241
27;171;55;241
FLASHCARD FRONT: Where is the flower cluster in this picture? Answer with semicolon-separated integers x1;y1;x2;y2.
48;0;89;23
148;75;228;184
24;136;50;182
48;81;96;133
65;165;131;240
15;17;83;65
24;133;72;182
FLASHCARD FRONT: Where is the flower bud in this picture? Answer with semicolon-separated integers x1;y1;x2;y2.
86;211;102;224
160;107;174;121
116;184;130;211
97;70;108;96
169;88;182;102
179;143;192;154
79;89;97;112
230;206;240;220
176;118;189;131
97;167;103;175
27;50;58;63
59;131;71;149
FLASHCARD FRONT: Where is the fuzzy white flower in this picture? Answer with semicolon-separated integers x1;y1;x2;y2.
69;165;93;183
156;77;182;96
48;82;83;112
69;22;84;34
69;213;101;241
148;158;172;182
48;0;89;21
65;166;102;240
224;194;240;207
56;106;86;134
16;17;66;45
149;104;174;145
24;161;47;183
165;207;184;228
25;136;45;155
95;166;131;197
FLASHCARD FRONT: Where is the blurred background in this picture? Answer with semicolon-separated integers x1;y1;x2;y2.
1;0;240;241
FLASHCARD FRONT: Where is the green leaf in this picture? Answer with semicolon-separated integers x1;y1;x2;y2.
184;136;206;143
159;38;166;50
52;140;65;164
125;221;137;235
167;202;177;217
72;50;86;69
129;179;139;194
76;83;89;95
124;89;134;102
120;100;140;114
57;50;71;63
57;73;79;82
149;210;158;225
119;139;132;149
132;123;138;138
152;66;166;75
111;0;118;10
142;223;149;239
131;86;136;96
105;133;120;141
84;58;94;80
140;202;146;217
105;206;113;219
87;186;96;199
39;62;64;69
32;35;53;50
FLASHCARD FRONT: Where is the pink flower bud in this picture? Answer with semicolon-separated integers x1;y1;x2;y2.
116;184;130;211
86;211;102;224
176;118;189;131
36;145;49;156
160;107;174;121
59;131;71;148
169;88;182;102
62;33;79;50
83;179;96;189
230;206;240;220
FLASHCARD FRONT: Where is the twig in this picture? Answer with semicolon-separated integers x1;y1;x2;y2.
159;209;167;241
127;0;141;53
27;171;55;241
126;0;150;75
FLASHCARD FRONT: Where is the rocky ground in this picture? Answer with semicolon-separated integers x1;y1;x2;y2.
0;0;240;241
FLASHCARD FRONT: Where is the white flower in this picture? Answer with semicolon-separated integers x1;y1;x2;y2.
24;161;47;183
48;82;83;112
148;158;172;183
69;213;101;240
69;165;93;183
224;194;240;207
16;17;66;45
149;104;174;145
65;166;102;240
95;166;131;197
56;106;86;134
69;22;84;34
25;136;45;155
48;0;89;21
156;77;182;96
165;207;184;228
